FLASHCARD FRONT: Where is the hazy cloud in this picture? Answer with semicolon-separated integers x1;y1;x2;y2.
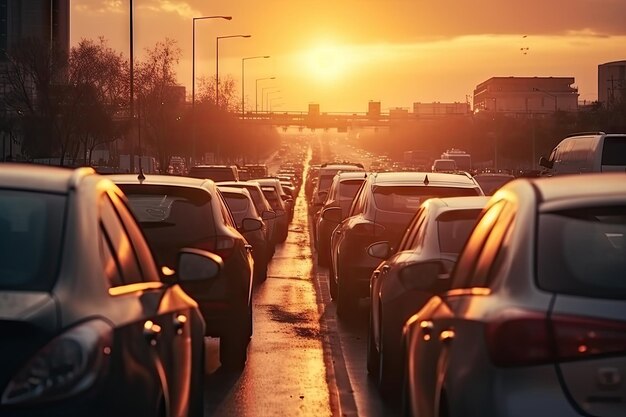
137;0;200;19
75;0;124;14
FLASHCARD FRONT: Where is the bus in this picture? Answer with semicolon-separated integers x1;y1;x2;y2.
441;149;471;171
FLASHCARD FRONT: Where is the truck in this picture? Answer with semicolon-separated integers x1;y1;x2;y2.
441;149;471;172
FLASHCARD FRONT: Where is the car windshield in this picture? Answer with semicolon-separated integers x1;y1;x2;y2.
0;190;65;292
339;179;365;199
373;186;479;214
222;192;251;225
119;184;216;267
437;209;482;254
537;206;626;299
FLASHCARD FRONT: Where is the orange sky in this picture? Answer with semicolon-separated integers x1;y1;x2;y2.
72;0;626;112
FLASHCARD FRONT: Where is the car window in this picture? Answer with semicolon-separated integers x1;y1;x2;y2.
222;192;250;226
397;207;424;251
339;179;365;199
537;205;626;299
602;137;626;166
216;190;238;228
119;184;216;268
349;181;367;216
0;190;65;292
108;191;159;281
99;226;123;288
373;186;479;214
436;209;483;255
99;194;143;285
450;200;506;290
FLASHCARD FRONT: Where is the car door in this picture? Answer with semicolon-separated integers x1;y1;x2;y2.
100;191;195;416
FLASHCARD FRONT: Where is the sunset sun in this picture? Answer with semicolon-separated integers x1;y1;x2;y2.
303;44;350;82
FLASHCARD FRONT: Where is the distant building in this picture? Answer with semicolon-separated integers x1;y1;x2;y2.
473;77;579;115
389;107;409;119
598;60;626;109
413;102;471;117
0;0;70;60
367;101;381;119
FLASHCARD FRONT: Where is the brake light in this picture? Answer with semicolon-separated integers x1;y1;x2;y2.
485;310;626;367
195;236;236;259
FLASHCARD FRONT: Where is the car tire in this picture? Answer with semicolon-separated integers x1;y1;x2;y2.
378;314;401;402
317;243;329;267
220;307;251;370
367;307;380;378
336;274;357;319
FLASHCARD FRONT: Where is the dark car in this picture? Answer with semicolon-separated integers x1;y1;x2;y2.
366;196;489;399
188;165;239;182
110;175;256;369
473;173;515;195
327;171;483;318
218;186;273;283
315;171;367;267
0;164;218;417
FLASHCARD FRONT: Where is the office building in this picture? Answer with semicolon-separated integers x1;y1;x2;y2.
598;60;626;109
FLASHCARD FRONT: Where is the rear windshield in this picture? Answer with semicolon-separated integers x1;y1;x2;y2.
222;193;250;225
319;175;336;192
0;190;65;291
120;184;215;266
437;209;482;254
339;179;365;199
261;187;282;211
537;206;626;299
602;137;626;166
373;186;480;214
188;167;237;182
434;160;456;170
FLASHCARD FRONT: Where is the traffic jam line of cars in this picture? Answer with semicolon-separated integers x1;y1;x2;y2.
308;135;626;416
0;159;304;416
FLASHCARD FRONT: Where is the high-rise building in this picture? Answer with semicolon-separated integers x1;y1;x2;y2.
0;0;69;61
598;60;626;109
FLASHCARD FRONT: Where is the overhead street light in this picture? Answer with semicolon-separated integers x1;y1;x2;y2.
255;77;275;114
266;90;281;112
241;56;270;117
191;15;232;165
261;88;279;112
216;34;251;109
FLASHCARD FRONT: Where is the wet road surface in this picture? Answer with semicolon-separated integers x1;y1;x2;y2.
203;145;397;417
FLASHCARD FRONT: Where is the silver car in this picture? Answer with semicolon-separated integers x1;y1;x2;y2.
402;173;626;417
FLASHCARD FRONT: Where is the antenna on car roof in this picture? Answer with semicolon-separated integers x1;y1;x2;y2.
424;174;430;186
138;167;146;182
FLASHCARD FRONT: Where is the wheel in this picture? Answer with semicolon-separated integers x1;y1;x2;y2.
336;275;357;319
378;313;402;402
220;307;251;370
328;261;337;300
367;307;380;378
254;259;268;284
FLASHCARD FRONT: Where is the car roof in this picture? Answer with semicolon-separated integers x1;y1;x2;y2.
336;171;368;181
427;196;491;211
369;171;478;187
527;173;626;203
108;174;216;190
0;163;97;193
217;186;251;198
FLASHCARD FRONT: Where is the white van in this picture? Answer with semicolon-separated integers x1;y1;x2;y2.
539;132;626;175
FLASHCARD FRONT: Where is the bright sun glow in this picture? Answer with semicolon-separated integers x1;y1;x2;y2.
303;44;351;82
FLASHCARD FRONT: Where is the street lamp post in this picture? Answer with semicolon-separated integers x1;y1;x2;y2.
241;56;270;117
216;34;251;109
266;90;281;112
255;77;275;115
260;87;278;112
191;15;232;166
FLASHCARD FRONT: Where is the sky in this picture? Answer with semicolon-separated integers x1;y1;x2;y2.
71;0;626;113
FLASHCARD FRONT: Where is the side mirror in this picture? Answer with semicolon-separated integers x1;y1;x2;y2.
321;206;342;223
398;260;450;292
242;217;263;232
367;241;391;259
262;210;277;220
177;248;223;282
539;156;553;169
281;194;292;202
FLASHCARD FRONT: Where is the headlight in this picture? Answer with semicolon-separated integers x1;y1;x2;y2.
2;319;113;406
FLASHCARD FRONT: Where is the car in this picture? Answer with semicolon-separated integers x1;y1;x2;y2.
472;173;515;195
327;171;483;318
539;132;626;175
253;178;290;242
109;174;256;369
366;196;489;399
311;162;365;209
254;177;295;221
431;159;457;173
217;180;279;255
402;173;626;417
315;171;367;267
0;164;217;416
218;186;272;283
188;164;240;182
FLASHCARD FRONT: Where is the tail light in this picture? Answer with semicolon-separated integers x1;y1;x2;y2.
2;320;113;405
485;310;626;367
195;236;236;259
